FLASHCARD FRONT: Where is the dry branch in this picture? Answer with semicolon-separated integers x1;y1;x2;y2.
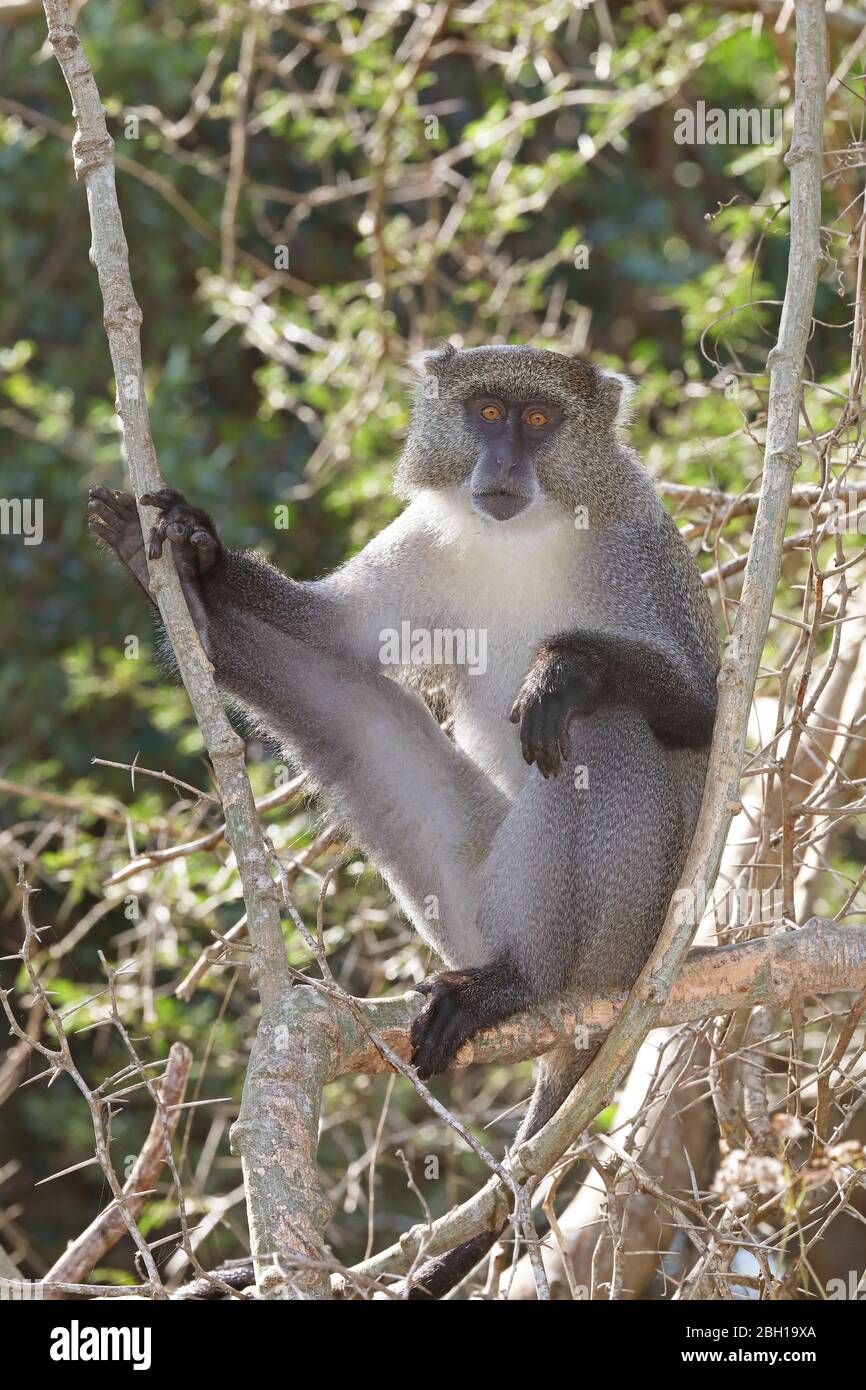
42;1041;192;1298
42;0;319;1299
103;775;307;887
334;920;866;1078
508;1035;720;1300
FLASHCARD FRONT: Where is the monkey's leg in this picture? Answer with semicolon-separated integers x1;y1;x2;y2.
410;705;686;1078
406;709;689;1299
219;611;509;966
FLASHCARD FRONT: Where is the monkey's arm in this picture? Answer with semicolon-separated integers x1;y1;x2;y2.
86;485;409;671
511;517;719;775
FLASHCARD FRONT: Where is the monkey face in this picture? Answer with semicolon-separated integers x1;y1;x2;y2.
463;395;563;521
394;343;632;517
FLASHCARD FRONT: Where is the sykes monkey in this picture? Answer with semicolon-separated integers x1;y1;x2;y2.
87;344;718;1296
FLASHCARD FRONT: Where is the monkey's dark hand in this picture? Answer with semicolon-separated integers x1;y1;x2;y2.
410;970;488;1079
509;637;607;778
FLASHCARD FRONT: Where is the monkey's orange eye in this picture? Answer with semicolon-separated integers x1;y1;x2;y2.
480;403;503;422
525;409;548;428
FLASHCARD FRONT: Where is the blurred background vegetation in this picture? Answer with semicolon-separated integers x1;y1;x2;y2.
0;0;861;1290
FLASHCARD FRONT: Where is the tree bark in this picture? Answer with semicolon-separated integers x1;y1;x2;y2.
42;0;324;1299
337;919;865;1078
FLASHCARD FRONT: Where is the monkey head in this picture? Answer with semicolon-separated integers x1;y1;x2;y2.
395;343;634;521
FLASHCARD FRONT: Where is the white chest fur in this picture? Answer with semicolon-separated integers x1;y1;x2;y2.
320;490;587;797
420;492;584;796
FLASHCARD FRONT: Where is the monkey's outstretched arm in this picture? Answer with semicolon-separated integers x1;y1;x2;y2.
87;485;405;668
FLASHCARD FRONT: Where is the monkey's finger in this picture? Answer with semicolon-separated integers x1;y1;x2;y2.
539;704;564;778
140;488;187;513
518;705;541;767
410;1001;434;1042
537;696;574;778
88;496;138;531
544;699;574;776
87;509;114;539
88;484;135;516
189;529;220;573
88;484;117;502
410;1001;442;1071
509;688;528;723
87;497;121;527
87;505;133;549
526;703;558;777
139;491;169;510
537;744;559;778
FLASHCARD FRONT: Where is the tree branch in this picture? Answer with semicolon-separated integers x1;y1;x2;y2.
330;920;866;1078
42;1042;192;1298
42;0;322;1300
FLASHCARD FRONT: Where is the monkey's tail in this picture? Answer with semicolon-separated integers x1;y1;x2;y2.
405;1040;598;1300
172;1042;596;1301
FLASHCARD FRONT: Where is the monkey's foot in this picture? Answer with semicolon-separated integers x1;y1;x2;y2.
509;640;607;777
409;970;488;1079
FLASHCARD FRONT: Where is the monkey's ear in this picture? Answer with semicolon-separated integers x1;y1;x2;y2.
407;341;458;377
596;367;635;430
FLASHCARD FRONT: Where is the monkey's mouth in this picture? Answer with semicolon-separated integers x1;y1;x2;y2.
471;491;532;521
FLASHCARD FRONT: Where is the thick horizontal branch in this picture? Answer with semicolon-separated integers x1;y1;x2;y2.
329;920;866;1078
660;481;866;520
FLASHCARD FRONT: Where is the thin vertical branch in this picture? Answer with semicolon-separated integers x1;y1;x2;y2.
41;0;329;1299
221;16;257;280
